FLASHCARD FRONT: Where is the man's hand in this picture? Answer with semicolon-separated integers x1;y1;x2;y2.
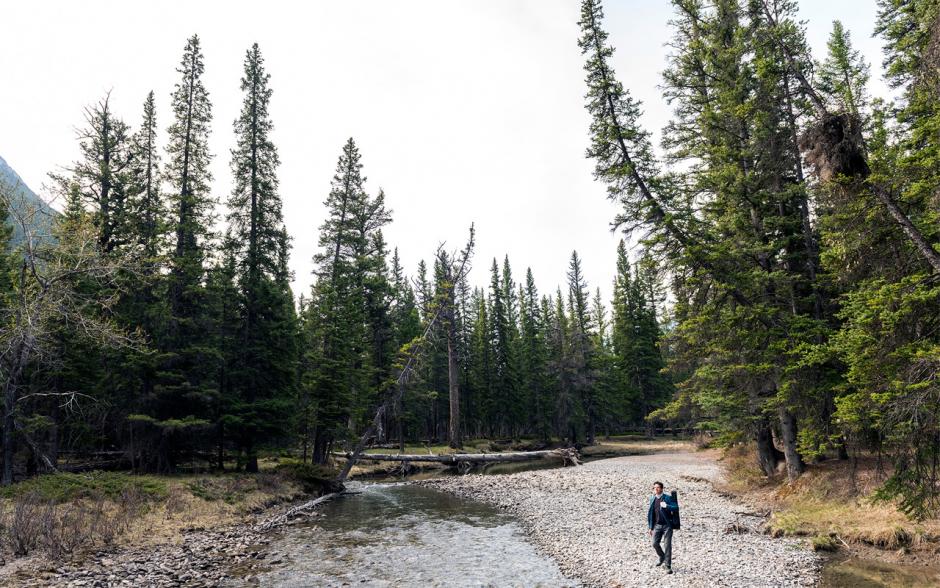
648;528;653;536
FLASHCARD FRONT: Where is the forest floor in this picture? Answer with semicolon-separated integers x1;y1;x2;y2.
424;449;821;587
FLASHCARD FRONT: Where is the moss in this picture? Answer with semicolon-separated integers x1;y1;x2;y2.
0;471;168;503
811;534;840;552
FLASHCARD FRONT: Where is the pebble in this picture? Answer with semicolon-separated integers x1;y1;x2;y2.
421;452;820;587
9;495;335;588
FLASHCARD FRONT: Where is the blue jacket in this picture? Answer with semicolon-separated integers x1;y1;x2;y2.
647;493;677;529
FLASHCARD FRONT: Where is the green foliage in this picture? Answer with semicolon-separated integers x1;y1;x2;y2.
811;534;839;552
0;472;167;503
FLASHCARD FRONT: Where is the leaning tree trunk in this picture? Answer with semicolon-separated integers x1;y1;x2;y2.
777;407;805;482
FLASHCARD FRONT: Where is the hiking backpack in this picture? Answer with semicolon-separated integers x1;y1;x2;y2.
671;490;681;530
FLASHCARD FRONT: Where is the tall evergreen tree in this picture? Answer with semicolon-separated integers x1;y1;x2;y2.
157;33;216;440
566;251;596;444
817;21;870;118
59;93;132;254
306;138;391;462
226;43;295;471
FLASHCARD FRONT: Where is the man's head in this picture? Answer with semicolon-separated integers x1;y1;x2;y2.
653;481;664;495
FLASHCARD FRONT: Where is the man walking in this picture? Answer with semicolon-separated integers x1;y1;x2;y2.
647;481;677;574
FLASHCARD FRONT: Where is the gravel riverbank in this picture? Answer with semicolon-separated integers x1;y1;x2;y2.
422;452;820;587
2;494;337;588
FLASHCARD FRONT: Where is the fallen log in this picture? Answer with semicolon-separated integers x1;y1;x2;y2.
334;448;580;467
257;492;341;532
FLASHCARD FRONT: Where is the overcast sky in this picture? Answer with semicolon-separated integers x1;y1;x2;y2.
1;1;889;302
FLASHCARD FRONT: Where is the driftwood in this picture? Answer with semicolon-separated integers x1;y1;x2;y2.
257;492;341;532
335;447;581;467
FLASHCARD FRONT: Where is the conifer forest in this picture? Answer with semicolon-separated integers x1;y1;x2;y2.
2;0;940;566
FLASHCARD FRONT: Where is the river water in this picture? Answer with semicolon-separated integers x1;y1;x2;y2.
256;483;578;587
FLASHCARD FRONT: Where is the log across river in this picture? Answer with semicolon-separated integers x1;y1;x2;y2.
333;447;580;465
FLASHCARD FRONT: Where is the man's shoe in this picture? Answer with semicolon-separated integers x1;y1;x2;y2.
665;567;673;575
655;558;664;567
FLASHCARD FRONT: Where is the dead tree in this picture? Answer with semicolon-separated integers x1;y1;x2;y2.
434;245;473;450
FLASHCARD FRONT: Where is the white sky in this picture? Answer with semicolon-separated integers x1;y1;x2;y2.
1;1;888;303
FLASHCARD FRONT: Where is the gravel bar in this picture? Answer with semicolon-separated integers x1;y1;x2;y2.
421;452;820;587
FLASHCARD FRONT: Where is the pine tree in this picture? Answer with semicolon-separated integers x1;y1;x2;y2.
817;21;870;118
520;268;549;440
121;91;168;433
468;287;494;436
156;34;216;445
60;93;132;254
166;34;214;327
488;259;514;436
127;91;166;265
226;43;295;471
566;251;596;444
306;138;391;462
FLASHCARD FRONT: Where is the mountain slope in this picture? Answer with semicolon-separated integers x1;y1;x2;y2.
0;154;57;246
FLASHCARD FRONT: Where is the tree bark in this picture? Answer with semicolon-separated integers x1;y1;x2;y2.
756;422;779;477
778;407;805;482
447;324;461;449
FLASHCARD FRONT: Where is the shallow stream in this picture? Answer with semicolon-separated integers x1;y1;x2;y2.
256;483;578;587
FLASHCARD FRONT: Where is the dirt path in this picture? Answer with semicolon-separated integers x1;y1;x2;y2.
424;452;820;587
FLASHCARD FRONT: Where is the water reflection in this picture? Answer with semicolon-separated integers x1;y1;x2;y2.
821;556;940;587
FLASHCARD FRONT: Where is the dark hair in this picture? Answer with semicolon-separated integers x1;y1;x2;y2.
653;481;663;490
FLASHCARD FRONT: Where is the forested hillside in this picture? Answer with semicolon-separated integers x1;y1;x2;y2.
2;0;939;525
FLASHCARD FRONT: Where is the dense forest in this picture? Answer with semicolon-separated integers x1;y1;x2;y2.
0;35;670;482
2;0;940;522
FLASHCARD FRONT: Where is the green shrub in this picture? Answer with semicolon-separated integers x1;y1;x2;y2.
1;472;167;503
811;534;839;552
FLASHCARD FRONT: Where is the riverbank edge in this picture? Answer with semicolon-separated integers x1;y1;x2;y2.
416;453;822;587
0;488;343;587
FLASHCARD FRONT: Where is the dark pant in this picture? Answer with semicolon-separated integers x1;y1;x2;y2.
652;523;673;568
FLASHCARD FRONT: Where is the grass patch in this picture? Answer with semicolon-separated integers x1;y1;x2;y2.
583;436;696;458
723;446;940;554
275;460;342;494
0;471;168;503
811;534;839;552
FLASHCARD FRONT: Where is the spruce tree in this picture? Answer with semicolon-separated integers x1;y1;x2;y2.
306;138;390;462
520;268;549;440
62;93;132;254
158;33;216;439
817;21;870;118
566;251;596;444
226;43;295;471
